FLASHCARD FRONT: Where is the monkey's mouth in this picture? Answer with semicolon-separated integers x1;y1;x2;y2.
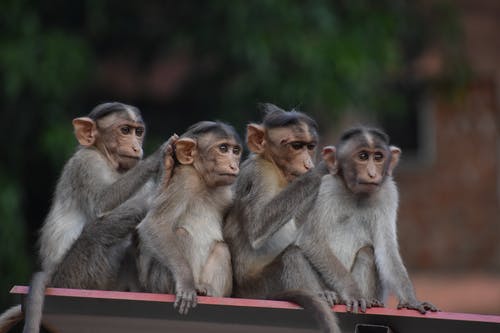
358;182;380;187
218;173;238;178
119;154;141;160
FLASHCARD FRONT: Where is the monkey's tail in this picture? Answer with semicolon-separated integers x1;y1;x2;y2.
0;305;23;333
271;290;341;333
22;271;49;333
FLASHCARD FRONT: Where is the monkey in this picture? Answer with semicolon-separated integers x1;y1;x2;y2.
295;126;438;314
223;103;367;333
0;102;176;333
39;102;168;275
136;121;242;315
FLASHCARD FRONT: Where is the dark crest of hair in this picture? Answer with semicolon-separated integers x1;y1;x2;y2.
87;102;142;121
181;121;242;145
258;103;318;135
339;126;390;146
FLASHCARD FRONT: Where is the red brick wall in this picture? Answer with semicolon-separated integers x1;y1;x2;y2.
396;0;500;272
397;81;499;270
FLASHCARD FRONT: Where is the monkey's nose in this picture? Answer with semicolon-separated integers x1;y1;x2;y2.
304;161;314;170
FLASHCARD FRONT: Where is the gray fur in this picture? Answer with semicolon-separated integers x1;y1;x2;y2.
296;127;437;314
19;121;172;333
39;146;161;273
223;154;341;333
136;139;235;315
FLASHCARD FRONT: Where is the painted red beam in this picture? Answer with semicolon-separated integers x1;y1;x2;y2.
10;285;500;324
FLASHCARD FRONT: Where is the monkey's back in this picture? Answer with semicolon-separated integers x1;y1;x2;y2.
38;148;119;272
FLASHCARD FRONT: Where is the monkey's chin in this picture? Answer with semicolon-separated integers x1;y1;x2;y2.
117;156;140;171
208;174;237;187
286;170;307;182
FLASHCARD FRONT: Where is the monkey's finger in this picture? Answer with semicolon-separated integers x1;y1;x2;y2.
416;304;427;314
423;302;439;312
360;299;367;312
345;301;352;313
179;298;190;315
191;293;198;308
347;300;359;314
352;301;359;314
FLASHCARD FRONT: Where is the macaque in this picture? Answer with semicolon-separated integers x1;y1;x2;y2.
224;103;361;333
136;121;241;315
0;102;176;333
296;126;438;314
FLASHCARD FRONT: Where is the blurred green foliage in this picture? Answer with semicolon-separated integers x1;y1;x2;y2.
0;0;463;311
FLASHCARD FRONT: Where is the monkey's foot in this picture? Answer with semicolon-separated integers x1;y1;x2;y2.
318;290;339;307
397;300;439;314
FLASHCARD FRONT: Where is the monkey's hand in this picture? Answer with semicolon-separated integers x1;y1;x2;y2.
397;300;439;314
163;133;179;158
369;299;385;308
318;290;340;307
196;283;217;297
159;134;179;187
174;284;198;315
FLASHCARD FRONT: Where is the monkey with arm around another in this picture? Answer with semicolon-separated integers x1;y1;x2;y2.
224;103;368;333
296;126;438;314
136;121;242;315
0;102;177;333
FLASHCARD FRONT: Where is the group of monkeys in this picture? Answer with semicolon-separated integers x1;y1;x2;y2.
0;102;437;333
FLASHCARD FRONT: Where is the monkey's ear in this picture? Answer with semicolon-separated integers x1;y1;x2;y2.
247;124;266;154
388;146;401;175
322;146;338;174
73;117;97;147
175;138;197;165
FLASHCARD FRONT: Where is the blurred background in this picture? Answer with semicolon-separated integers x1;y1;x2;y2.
1;0;498;317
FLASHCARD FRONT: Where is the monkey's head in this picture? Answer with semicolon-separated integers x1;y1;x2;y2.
175;121;242;188
72;102;146;172
322;126;401;195
247;103;318;183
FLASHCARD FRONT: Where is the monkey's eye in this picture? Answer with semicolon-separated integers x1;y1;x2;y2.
307;143;316;151
219;144;229;153
374;151;384;161
290;142;305;150
120;126;131;135
135;127;145;137
358;151;369;161
233;146;241;155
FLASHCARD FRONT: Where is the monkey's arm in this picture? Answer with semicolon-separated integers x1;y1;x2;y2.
373;206;438;314
94;136;176;215
148;225;198;315
299;230;370;313
138;186;198;315
249;163;328;249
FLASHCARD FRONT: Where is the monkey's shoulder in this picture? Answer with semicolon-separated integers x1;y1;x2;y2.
235;155;283;198
61;148;118;182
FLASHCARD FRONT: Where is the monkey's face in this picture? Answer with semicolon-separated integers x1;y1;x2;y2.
265;123;317;182
97;113;145;171
342;146;389;195
195;136;242;188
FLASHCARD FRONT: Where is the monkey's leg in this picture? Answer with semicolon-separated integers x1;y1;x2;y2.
279;245;339;306
351;246;383;304
238;246;336;304
198;241;232;297
51;197;148;290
